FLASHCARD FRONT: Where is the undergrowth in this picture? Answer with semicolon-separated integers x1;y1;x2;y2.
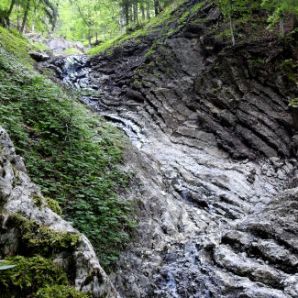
0;27;135;270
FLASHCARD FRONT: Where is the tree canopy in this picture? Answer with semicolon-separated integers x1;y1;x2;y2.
0;0;297;46
0;0;175;44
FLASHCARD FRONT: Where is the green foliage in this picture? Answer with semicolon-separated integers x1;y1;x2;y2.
57;0;120;43
262;0;298;26
36;285;89;298
217;0;298;43
0;27;135;269
33;195;44;208
0;0;58;33
281;58;298;83
57;0;182;45
88;0;186;55
289;98;298;108
0;260;15;271
0;256;68;298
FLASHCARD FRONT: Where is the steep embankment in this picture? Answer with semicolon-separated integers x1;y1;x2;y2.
0;127;116;297
0;27;134;297
46;0;298;297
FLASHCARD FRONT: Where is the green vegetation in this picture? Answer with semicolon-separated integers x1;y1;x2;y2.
0;0;182;46
57;0;183;45
88;0;186;55
0;27;135;269
63;47;83;55
218;0;298;45
0;26;33;66
0;260;16;271
0;0;57;33
0;256;85;298
36;285;89;298
289;98;298;108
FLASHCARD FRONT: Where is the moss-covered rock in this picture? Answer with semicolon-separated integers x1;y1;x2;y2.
0;256;68;298
0;213;79;257
36;285;90;298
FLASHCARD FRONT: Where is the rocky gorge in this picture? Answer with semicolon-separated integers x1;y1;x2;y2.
0;0;297;297
38;1;298;297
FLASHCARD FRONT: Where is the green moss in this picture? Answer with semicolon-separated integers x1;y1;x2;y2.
145;42;158;58
0;256;68;298
190;1;207;14
33;195;44;208
63;47;82;55
46;197;63;215
11;214;80;256
88;35;122;55
36;285;89;298
0;27;33;66
178;10;190;25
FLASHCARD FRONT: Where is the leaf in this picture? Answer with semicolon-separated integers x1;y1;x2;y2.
0;264;16;271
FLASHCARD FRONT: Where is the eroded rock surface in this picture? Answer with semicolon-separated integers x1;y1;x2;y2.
0;127;118;298
44;1;298;297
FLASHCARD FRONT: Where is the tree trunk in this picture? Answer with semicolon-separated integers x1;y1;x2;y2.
129;3;133;23
88;29;92;47
8;0;15;15
120;2;126;29
140;0;145;20
146;0;151;19
279;16;285;37
154;0;161;16
133;0;138;23
21;0;30;33
0;0;15;27
122;0;131;26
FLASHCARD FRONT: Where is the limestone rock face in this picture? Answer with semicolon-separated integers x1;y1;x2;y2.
0;127;118;298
